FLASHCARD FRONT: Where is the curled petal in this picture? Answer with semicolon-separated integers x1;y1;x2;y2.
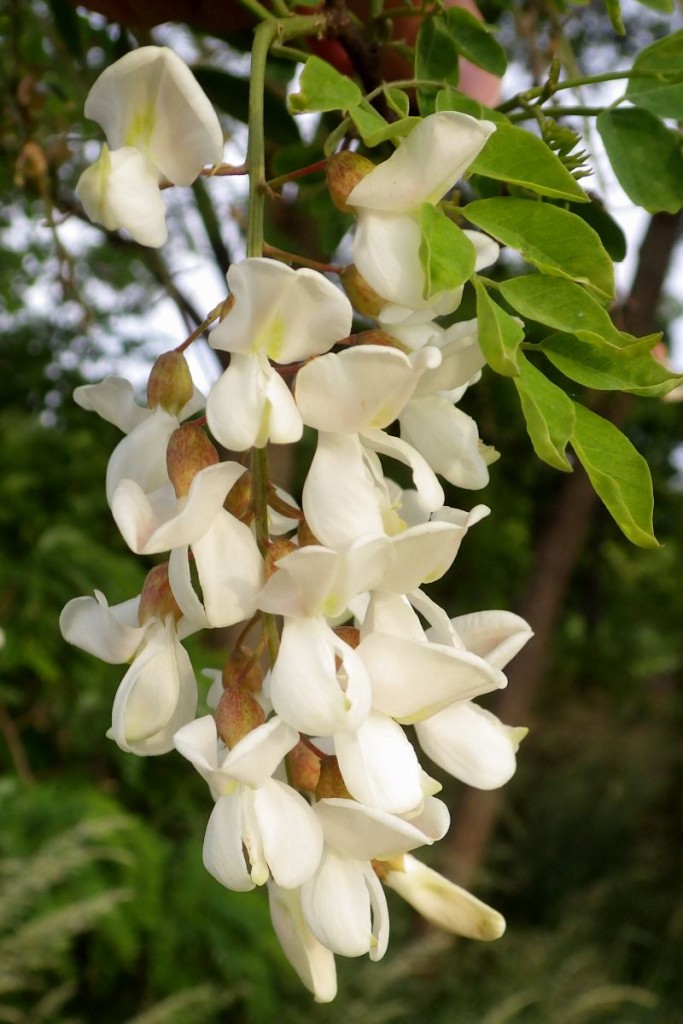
206;353;302;451
450;610;534;669
60;591;145;664
203;792;254;891
347;112;496;213
400;398;491;490
105;405;178;506
315;798;445;861
110;620;197;755
361;428;444;514
76;145;167;247
296;345;426;434
73;376;150;434
301;850;388;960
359;633;506;723
270;618;371;736
415;702;526;789
335;712;424;815
85;46;223;184
384;854;506;941
210;258;352;362
413;322;486;397
112;461;241;555
267;884;337;1003
191;510;264;627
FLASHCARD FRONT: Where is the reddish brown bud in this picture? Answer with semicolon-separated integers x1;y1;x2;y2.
215;685;265;748
315;755;353;800
265;538;298;578
147;351;194;415
224;470;253;522
326;152;376;213
297;518;321;548
138;562;182;625
287;740;321;793
222;646;264;694
166;422;219;498
334;626;361;649
339;265;385;319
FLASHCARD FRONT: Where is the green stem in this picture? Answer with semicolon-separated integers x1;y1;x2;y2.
498;68;666;114
509;105;609;122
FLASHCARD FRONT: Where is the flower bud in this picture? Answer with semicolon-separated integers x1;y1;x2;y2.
287;740;321;793
222;645;264;693
372;855;404;881
265;538;298;578
215;684;265;748
147;351;194;415
326;152;375;213
333;626;360;649
138;562;182;625
315;755;353;800
224;470;253;522
339;264;385;319
166;422;219;498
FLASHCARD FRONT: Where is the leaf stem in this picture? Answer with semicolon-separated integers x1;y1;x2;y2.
498;68;666;113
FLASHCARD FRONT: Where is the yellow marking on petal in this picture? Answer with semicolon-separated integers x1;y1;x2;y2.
125;104;156;151
382;507;407;536
321;592;341;618
256;314;285;361
369;405;394;429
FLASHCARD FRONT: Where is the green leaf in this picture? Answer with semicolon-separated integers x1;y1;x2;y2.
288;56;362;113
566;199;626;263
605;0;625;35
473;276;524;376
470;124;589;202
415;15;460;116
499;276;653;355
465;198;614;301
444;7;507;76
348;104;419;147
385;87;410;119
570;403;658;548
47;0;82;57
625;30;683;118
539;333;680;397
597;108;683;214
435;88;508;122
192;67;299;145
418;205;476;298
513;355;575;470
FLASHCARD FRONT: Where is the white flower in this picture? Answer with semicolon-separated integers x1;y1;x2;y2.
60;589;197;755
383;855;506;940
347;113;497;319
267;883;337;1002
207;259;353;450
76;46;223;245
174;715;324;891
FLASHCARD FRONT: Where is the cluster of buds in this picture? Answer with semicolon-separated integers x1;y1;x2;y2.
62;46;531;1001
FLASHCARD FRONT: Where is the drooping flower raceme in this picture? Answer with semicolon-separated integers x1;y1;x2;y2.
63;44;532;1006
76;46;224;245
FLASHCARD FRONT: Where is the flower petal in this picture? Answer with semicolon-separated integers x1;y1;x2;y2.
206;353;302;451
60;591;146;663
335;712;424;815
203;792;254;891
251;780;324;888
301;850;375;957
400;398;491;489
303;432;385;549
267;883;337;1003
76;145;167;247
191;510;264;627
73;376;150;433
415;702;525;789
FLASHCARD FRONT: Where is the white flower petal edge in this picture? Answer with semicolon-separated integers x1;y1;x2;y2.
267;883;337;1003
76;145;168;246
384;855;506;941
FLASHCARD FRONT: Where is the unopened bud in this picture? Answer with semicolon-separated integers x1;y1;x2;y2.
224;470;253;522
138;562;182;625
147;351;194;415
316;755;353;800
297;518;321;548
287;740;321;793
265;537;298;577
215;685;265;748
348;328;401;349
326;152;375;213
166;422;219;498
334;626;360;649
339;265;385;319
222;646;264;694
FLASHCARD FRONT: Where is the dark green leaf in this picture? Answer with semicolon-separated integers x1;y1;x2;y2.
416;15;460;116
47;0;83;58
605;0;625;35
539;333;680;397
513;354;575;470
418;205;476;298
349;105;419;147
597;108;683;214
625;30;683;118
470;124;589;202
444;7;507;76
570;403;659;548
565;199;627;263
435;88;508;122
473;276;524;376
465;198;614;300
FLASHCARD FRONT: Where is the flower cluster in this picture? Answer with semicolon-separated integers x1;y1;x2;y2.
64;47;531;1002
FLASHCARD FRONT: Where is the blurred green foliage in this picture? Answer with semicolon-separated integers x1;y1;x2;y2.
1;1;682;1022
